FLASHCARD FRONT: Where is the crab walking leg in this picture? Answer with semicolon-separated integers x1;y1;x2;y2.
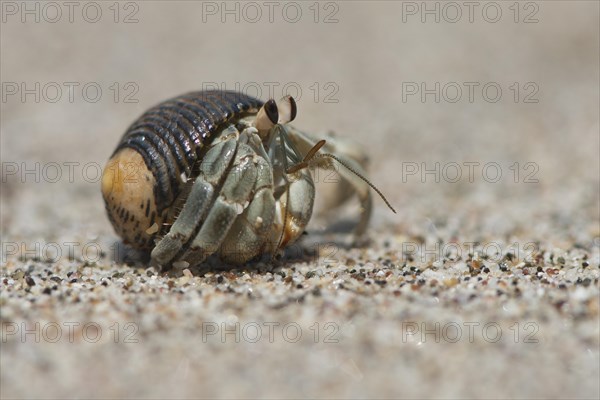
313;154;373;235
150;135;238;266
285;127;373;235
219;156;276;263
180;143;259;265
150;179;215;265
314;132;369;213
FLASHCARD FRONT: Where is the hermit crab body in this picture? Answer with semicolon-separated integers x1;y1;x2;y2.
102;90;393;268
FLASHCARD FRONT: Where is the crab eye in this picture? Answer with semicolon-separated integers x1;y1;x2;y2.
264;99;279;124
254;99;280;136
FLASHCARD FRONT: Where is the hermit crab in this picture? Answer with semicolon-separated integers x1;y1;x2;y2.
101;90;394;268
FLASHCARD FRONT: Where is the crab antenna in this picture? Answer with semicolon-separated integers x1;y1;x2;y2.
317;153;397;214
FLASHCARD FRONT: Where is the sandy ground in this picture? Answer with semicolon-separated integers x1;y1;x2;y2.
1;1;599;399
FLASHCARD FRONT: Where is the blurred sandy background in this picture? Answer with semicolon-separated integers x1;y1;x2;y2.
1;1;599;399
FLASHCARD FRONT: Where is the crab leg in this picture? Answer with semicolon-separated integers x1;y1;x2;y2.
150;133;239;266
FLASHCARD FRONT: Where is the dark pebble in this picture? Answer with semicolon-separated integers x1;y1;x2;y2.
25;276;35;286
352;272;366;281
582;278;591;287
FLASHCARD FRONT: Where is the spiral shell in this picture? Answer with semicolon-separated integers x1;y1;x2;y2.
101;91;263;249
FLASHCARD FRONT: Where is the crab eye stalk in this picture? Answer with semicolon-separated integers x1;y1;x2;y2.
254;99;279;136
254;96;298;140
276;95;297;124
